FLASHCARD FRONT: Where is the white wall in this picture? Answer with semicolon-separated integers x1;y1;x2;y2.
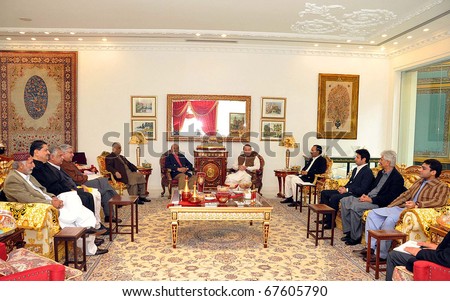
76;46;391;196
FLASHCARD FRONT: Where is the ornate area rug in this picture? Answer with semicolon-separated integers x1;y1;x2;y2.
0;51;77;154
84;197;378;281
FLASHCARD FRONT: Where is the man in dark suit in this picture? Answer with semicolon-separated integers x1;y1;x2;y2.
165;144;196;190
105;142;149;204
319;149;374;228
281;144;327;206
29;140;96;215
340;150;406;245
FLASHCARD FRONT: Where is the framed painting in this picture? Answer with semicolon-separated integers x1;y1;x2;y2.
260;119;285;141
229;112;245;137
131;119;156;140
261;97;286;119
0;51;77;154
131;96;156;117
317;73;359;139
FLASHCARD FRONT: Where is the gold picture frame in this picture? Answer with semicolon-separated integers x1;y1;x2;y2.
229;112;245;137
131;96;156;117
261;97;286;119
317;73;360;139
131;119;156;140
260;119;285;141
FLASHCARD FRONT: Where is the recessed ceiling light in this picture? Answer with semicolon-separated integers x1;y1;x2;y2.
358;46;364;49
102;38;107;41
380;47;386;51
70;32;75;35
336;45;341;48
221;34;227;38
346;39;351;43
370;41;375;44
195;33;201;37
407;36;412;39
6;37;11;40
19;31;25;34
54;38;59;41
31;37;36;41
78;38;83;41
393;42;398;45
381;34;387;38
423;28;429;32
44;32;50;35
314;43;319;47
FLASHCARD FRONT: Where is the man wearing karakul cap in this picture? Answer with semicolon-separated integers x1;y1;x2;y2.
3;151;108;255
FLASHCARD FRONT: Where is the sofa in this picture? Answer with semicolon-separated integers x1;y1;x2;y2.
0;202;60;257
393;260;450;281
0;242;82;281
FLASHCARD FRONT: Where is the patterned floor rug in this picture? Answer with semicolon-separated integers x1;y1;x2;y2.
84;197;380;281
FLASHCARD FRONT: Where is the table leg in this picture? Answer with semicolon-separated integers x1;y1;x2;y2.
276;175;283;198
135;201;139;234
171;221;178;248
109;203;114;242
130;202;135;242
263;222;270;248
366;233;372;272
82;234;87;271
73;239;79;270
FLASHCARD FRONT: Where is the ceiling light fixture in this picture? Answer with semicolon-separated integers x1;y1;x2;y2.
393;42;398;45
78;38;83;41
221;34;227;38
19;31;25;34
6;37;11;40
407;36;412;39
31;37;36;41
44;32;50;35
54;38;59;41
314;43;319;47
423;28;430;32
102;38;107;41
346;39;351;43
70;32;75;35
336;45;341;48
370;41;375;44
381;34;387;37
195;33;201;37
358;46;364;49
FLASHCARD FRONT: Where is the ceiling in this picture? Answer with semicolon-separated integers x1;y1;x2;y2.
1;0;449;55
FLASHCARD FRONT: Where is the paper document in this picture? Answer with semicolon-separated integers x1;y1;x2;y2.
393;240;421;254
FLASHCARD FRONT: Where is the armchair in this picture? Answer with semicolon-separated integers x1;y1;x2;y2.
160;150;177;197
0;242;82;281
227;153;265;194
413;260;450;280
97;152;126;195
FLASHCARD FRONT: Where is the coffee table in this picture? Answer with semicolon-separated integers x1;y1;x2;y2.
169;190;273;248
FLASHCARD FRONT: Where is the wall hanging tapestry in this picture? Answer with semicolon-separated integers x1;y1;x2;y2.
0;51;77;154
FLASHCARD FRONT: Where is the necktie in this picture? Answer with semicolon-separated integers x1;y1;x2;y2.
412;181;427;203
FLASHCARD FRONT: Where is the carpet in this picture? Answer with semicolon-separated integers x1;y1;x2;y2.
84;197;380;281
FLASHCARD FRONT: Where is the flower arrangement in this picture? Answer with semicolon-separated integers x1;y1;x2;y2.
281;136;297;148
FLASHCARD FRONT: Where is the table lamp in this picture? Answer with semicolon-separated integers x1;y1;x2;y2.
129;131;145;167
279;134;299;169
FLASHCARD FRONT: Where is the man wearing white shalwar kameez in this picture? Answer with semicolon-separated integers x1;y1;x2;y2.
225;144;260;186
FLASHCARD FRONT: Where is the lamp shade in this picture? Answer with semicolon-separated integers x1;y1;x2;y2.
129;131;145;144
279;135;299;148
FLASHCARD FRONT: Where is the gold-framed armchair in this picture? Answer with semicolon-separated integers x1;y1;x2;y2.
96;152;126;195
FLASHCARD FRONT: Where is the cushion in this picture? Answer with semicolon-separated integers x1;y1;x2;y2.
0;259;17;276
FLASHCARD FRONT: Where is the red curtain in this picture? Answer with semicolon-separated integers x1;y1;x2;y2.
172;101;189;133
190;100;218;135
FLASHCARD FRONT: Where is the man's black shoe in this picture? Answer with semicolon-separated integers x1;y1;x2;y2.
359;248;374;257
287;202;298;207
323;224;333;229
104;217;122;223
137;198;145;204
345;237;362;245
94;248;108;255
364;256;386;263
280;197;294;204
85;227;107;236
94;238;104;246
143;196;151;202
340;234;351;241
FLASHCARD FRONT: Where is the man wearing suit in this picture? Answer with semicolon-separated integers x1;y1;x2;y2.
281;144;327;206
165;143;197;190
365;159;449;261
29;140;96;215
319;148;374;228
340;150;406;245
105;142;149;204
3;152;108;255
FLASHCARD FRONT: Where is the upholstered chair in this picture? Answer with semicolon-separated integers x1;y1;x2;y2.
96;152;126;195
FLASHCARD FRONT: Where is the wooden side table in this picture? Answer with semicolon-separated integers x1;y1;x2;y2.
429;225;449;244
54;227;87;271
138;167;152;194
306;204;335;246
366;229;407;279
274;169;298;198
0;228;25;253
109;195;139;242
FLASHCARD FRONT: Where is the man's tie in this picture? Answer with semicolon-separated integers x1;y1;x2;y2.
412;180;427;203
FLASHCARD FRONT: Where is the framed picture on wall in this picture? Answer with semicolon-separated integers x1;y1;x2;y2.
260;119;285;141
229;112;245;137
261;97;286;119
132;119;156;140
317;73;359;139
131;96;156;117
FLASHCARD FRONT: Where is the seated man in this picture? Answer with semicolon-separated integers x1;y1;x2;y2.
30;140;96;216
281;144;327;207
105;142;150;204
59;144;120;223
365;159;449;261
320;148;374;228
340;150;405;245
386;231;450;281
225;144;260;187
3;152;107;255
165;144;196;190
